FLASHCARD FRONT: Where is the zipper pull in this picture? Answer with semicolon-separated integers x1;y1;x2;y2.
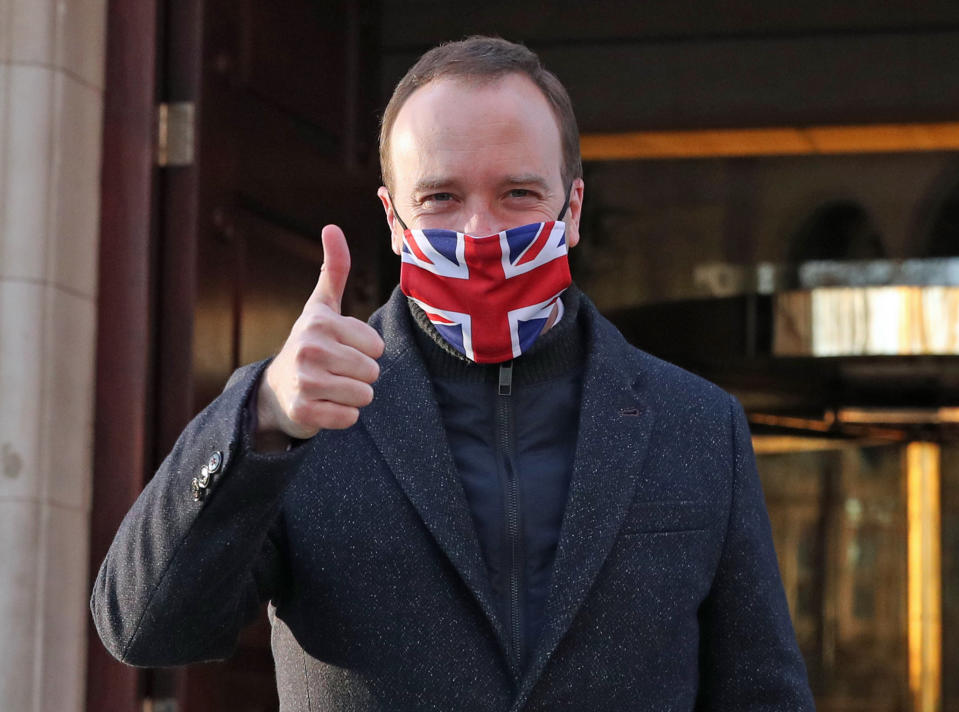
498;360;513;396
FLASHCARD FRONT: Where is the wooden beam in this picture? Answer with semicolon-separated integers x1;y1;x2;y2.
581;122;959;160
907;442;942;712
87;0;157;710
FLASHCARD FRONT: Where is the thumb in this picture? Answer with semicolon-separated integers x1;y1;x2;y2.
311;224;351;313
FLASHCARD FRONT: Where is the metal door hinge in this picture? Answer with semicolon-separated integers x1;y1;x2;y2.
157;102;195;167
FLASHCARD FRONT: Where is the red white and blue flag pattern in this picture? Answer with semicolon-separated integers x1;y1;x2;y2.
399;220;571;363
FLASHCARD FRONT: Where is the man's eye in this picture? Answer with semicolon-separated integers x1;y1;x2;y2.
508;189;532;198
425;193;453;203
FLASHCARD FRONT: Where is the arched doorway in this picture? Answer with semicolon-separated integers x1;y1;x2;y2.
788;199;886;263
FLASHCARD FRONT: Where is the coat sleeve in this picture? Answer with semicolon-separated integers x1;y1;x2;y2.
90;359;308;667
695;397;816;711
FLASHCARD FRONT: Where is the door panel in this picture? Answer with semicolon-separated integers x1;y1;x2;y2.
156;1;383;710
756;441;915;712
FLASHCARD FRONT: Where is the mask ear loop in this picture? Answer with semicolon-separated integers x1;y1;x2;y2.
387;192;411;232
556;182;573;221
391;185;573;230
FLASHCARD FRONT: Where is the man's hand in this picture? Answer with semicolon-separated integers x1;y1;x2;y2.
256;225;385;447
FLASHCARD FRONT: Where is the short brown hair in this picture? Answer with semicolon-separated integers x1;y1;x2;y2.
379;36;582;192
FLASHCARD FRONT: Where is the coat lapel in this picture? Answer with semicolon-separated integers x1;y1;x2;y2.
360;292;516;674
514;304;657;707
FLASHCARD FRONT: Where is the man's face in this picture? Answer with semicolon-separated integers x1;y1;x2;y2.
378;73;584;255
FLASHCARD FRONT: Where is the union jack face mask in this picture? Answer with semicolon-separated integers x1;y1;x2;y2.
393;189;574;364
399;220;571;363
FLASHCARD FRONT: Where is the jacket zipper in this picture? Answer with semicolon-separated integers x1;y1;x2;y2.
497;360;523;670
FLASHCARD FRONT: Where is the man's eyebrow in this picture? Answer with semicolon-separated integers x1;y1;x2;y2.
411;174;552;193
413;177;457;193
501;174;551;190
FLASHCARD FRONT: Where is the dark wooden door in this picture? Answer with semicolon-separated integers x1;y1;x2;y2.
154;1;385;710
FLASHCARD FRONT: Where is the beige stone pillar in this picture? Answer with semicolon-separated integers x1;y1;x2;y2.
0;1;106;709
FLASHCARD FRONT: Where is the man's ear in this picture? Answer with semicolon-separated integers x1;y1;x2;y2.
564;178;585;248
377;186;405;255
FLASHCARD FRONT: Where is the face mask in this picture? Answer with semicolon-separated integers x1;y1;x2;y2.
394;187;573;364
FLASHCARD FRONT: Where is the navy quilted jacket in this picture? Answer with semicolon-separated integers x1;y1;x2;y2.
413;291;586;672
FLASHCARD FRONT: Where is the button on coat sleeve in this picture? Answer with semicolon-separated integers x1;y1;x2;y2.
695;396;815;710
90;359;306;667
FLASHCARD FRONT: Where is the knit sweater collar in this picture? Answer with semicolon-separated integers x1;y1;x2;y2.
408;286;586;384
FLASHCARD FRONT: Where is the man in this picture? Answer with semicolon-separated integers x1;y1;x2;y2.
93;36;814;710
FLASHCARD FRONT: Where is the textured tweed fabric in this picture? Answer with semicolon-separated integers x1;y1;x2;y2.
91;286;815;711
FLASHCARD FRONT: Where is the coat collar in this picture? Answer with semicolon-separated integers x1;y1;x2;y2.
361;288;656;690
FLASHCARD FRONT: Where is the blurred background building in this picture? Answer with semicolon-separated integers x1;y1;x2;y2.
1;1;958;710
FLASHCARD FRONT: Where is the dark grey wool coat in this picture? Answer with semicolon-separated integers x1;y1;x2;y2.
92;288;814;711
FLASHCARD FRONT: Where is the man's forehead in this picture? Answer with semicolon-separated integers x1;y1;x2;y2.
402;72;548;109
392;73;558;141
389;73;563;185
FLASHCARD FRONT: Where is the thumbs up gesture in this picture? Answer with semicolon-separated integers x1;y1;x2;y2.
256;225;385;445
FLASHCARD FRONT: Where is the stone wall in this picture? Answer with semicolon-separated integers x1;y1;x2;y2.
0;1;106;709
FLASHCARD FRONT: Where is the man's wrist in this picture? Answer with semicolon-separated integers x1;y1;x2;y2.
250;371;293;453
255;429;294;453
